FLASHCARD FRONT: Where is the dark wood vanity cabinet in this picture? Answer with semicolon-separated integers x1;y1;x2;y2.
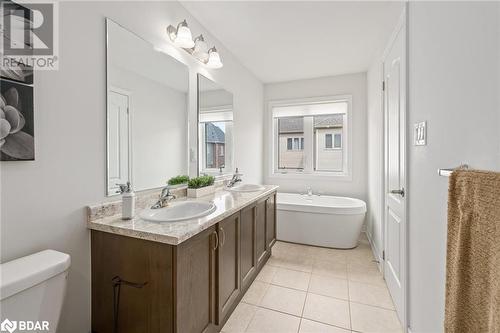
240;205;256;290
175;226;218;333
266;194;277;249
255;199;268;268
91;231;175;333
91;192;276;333
216;212;241;323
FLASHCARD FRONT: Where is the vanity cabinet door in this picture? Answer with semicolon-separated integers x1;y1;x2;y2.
91;231;174;333
266;194;277;249
217;212;241;324
240;205;256;290
255;199;267;268
176;226;217;333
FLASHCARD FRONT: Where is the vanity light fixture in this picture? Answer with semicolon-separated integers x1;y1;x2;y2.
167;20;223;69
206;47;223;69
191;35;209;62
167;20;195;48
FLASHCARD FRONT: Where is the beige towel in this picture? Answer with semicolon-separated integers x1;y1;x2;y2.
445;170;500;333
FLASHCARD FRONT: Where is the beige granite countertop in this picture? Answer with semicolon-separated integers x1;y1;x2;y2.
87;185;278;245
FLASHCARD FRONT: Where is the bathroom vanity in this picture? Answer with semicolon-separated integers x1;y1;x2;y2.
93;17;271;333
89;186;277;333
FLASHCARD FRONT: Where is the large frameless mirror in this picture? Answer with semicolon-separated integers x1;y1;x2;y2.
197;74;234;176
106;18;189;195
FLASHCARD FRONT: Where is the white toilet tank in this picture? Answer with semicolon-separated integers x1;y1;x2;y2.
0;250;71;333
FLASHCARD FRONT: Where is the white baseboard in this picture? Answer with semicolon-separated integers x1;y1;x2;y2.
365;231;383;272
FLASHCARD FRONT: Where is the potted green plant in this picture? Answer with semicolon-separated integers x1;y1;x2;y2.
167;175;189;187
187;175;216;198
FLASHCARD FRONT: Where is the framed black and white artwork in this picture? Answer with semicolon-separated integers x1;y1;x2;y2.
0;80;35;161
0;61;34;84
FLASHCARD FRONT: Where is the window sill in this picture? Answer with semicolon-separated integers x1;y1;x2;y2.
269;171;352;182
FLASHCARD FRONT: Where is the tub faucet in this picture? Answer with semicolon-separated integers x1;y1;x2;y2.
151;186;176;209
306;186;313;196
227;168;243;187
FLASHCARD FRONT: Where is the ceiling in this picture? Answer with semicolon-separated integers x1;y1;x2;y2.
181;1;404;83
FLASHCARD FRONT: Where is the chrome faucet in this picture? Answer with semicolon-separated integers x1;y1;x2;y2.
227;168;243;188
151;186;176;209
306;186;313;196
303;186;320;197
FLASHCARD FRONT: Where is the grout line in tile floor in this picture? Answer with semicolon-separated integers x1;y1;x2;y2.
347;265;353;331
259;279;397;312
263;274;396;311
225;239;401;333
241;301;353;332
241;304;257;333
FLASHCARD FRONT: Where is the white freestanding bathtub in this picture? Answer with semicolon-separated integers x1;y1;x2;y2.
276;193;367;249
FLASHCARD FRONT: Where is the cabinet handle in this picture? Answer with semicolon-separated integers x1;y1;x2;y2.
220;227;226;247
212;231;219;250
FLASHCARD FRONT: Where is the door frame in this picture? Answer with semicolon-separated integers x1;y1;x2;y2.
381;4;409;332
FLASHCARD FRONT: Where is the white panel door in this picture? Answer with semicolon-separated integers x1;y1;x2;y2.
108;90;130;195
384;20;406;324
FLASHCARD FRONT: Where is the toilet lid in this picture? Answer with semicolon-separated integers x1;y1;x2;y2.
0;249;71;300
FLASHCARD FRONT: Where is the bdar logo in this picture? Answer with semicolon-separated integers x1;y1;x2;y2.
0;319;17;333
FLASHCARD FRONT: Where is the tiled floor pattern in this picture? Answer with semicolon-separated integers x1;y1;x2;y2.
222;235;403;333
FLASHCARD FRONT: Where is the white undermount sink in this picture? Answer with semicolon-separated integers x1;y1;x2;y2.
227;184;266;193
140;201;216;222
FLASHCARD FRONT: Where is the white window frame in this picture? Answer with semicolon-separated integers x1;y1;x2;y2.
268;95;352;181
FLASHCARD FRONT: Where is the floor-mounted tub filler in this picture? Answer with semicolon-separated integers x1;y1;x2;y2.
276;192;367;249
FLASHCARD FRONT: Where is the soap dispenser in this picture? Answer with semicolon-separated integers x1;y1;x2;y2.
118;182;135;220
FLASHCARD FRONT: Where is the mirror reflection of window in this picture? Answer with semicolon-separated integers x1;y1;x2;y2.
205;122;226;169
197;74;234;176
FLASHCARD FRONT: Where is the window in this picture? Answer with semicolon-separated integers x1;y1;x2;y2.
325;134;333;149
271;97;350;176
334;133;342;149
286;137;304;151
206;141;215;168
277;117;305;169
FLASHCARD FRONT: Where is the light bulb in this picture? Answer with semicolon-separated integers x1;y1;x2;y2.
174;20;194;48
206;47;223;69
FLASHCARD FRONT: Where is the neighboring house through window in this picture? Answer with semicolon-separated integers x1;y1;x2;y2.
278;117;305;169
270;96;351;177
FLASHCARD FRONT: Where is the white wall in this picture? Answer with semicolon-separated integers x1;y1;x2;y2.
408;2;500;332
264;73;367;200
366;60;384;261
0;2;263;332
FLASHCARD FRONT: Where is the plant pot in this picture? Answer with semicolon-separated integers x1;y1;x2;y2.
187;185;216;198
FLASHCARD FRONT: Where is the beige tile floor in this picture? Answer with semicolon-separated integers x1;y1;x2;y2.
221;234;403;333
